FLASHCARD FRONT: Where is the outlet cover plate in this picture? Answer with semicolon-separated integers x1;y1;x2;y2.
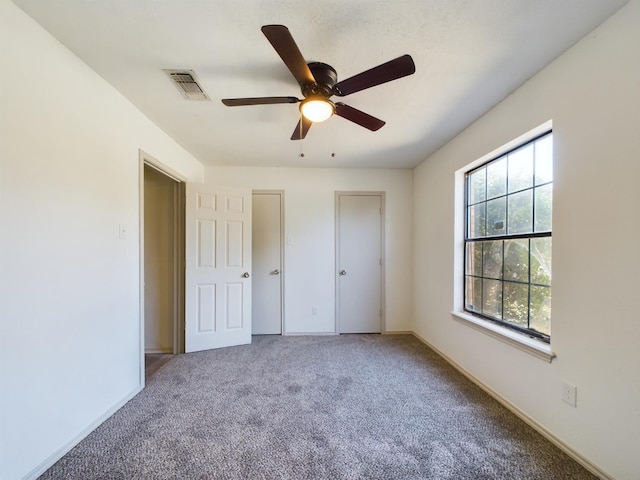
562;382;577;407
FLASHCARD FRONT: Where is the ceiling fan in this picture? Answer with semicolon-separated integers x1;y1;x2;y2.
221;25;416;140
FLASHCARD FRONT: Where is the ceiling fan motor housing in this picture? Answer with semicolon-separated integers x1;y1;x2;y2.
303;62;338;98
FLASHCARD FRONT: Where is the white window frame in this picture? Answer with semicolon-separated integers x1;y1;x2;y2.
451;120;556;363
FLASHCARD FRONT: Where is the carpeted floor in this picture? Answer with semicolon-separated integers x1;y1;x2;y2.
40;335;596;479
145;353;174;379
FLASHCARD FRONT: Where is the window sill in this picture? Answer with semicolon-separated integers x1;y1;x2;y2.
451;311;556;363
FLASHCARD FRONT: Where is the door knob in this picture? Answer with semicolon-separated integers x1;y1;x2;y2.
340;270;347;276
272;269;280;275
242;272;250;278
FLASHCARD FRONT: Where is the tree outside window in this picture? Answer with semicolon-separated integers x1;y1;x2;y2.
464;132;552;342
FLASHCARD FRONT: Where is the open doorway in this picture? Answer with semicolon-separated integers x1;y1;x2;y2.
141;157;185;381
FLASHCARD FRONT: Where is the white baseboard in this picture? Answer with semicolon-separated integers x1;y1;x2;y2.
411;332;613;480
24;385;143;480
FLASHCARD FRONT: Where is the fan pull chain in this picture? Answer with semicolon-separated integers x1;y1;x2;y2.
330;118;336;158
299;113;305;157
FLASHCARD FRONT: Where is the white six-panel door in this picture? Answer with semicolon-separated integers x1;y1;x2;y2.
185;184;252;352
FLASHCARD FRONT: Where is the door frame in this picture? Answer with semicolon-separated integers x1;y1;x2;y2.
138;151;186;386
335;191;386;334
252;190;285;335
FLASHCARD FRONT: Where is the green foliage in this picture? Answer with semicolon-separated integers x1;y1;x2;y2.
464;133;553;337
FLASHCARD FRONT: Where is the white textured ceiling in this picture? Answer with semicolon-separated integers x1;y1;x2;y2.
13;0;628;168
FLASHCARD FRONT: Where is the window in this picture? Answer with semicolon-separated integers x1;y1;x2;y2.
464;131;552;342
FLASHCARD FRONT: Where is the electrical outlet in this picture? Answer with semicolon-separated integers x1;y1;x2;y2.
562;382;577;407
311;306;318;316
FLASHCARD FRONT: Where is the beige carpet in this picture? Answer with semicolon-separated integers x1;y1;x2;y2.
41;335;596;479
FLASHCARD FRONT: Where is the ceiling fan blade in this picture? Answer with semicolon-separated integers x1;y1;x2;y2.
221;96;299;106
334;103;385;131
333;54;416;97
261;25;316;86
291;116;313;140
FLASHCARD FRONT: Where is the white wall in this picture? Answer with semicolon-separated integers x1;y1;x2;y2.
0;1;204;478
205;167;413;334
412;1;640;478
4;0;637;476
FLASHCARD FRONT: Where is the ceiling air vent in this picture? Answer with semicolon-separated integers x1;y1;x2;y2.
164;69;210;101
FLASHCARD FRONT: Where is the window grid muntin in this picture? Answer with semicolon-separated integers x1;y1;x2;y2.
464;236;552;341
464;131;552;342
467;180;553;208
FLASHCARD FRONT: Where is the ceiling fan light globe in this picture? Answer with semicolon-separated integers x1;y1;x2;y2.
300;98;334;122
